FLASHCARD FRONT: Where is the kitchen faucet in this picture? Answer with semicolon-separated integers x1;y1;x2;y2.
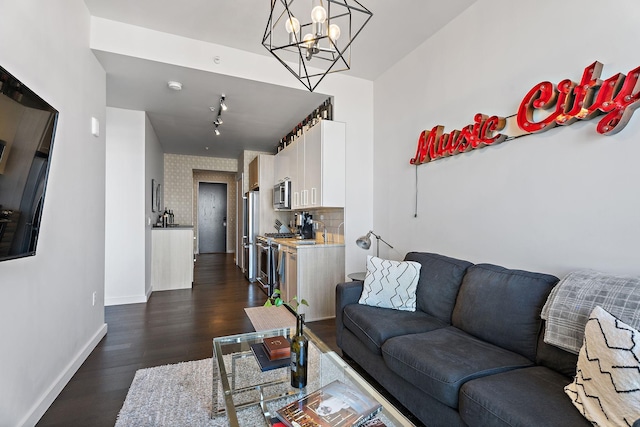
313;220;328;244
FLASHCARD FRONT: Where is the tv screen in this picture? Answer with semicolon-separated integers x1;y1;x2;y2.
0;65;58;261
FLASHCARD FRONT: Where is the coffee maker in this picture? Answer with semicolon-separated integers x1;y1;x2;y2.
296;211;314;239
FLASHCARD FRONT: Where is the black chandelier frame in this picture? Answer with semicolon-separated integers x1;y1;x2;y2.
262;0;373;92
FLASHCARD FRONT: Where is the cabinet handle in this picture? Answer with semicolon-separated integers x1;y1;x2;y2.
294;192;299;207
311;188;317;205
303;190;308;206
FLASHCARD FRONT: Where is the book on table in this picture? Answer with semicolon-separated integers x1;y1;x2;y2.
250;343;290;372
275;380;383;427
263;335;291;360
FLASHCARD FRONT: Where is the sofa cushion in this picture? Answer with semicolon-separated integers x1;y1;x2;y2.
536;320;578;378
382;326;533;408
451;263;558;361
459;366;591;427
358;255;421;311
343;304;447;355
565;306;640;427
404;252;473;323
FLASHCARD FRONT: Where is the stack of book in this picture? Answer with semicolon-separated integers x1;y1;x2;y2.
251;335;291;372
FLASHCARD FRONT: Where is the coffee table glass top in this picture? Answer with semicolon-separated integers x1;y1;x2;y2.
212;327;414;426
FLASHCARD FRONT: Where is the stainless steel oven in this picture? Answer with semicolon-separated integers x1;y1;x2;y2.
256;236;278;296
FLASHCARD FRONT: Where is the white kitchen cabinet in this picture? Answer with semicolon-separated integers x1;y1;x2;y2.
151;227;194;291
299;120;345;208
274;120;345;210
278;242;345;321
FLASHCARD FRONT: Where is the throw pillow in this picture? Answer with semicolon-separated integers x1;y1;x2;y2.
565;306;640;426
358;255;421;311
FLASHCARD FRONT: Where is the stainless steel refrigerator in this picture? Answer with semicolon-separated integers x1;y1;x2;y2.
243;191;259;282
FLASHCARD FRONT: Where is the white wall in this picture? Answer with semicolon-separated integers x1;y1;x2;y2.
90;17;374;276
374;0;640;277
145;114;164;296
0;2;107;426
105;108;147;305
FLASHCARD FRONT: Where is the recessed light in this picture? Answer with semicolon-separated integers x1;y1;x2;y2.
167;81;183;91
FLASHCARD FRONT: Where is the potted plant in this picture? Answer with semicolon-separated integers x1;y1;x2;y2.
264;289;308;314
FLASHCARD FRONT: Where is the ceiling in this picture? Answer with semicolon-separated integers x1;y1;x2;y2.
85;0;476;159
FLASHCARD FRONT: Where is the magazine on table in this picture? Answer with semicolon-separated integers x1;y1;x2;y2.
276;380;383;427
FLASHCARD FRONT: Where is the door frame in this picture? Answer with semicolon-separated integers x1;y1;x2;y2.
196;181;228;254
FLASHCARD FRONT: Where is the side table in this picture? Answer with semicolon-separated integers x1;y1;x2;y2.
347;271;366;281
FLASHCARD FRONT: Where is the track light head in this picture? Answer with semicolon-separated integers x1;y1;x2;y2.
214;126;221;136
220;95;228;111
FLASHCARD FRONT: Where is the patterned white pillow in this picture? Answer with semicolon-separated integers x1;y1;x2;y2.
358;256;421;311
565;306;640;426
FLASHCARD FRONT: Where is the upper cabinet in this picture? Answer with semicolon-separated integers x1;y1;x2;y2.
249;156;260;190
275;120;345;209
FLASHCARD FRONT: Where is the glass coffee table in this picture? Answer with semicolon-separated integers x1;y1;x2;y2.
212;327;414;426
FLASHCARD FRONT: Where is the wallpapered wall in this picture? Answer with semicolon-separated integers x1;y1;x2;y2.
163;154;238;253
192;170;237;253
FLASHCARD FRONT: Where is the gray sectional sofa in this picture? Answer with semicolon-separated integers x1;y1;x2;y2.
335;252;591;426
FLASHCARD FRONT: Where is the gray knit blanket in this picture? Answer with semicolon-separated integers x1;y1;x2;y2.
541;269;640;354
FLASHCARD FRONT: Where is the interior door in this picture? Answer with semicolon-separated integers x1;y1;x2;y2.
198;182;227;253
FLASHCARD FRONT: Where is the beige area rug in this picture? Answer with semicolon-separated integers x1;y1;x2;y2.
115;358;234;427
116;348;322;427
115;350;396;426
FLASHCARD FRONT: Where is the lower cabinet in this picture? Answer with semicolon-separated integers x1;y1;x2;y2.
151;227;194;291
280;244;345;321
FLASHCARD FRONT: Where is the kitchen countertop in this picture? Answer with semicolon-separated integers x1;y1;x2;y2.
152;225;194;229
272;237;345;249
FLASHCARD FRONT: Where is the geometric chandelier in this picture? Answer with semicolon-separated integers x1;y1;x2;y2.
262;0;373;92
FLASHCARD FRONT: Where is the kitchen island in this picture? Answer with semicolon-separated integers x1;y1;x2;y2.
273;237;345;321
151;226;194;291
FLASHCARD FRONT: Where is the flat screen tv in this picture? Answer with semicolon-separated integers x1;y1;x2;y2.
0;65;58;262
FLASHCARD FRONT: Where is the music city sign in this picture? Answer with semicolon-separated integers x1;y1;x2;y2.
410;61;640;165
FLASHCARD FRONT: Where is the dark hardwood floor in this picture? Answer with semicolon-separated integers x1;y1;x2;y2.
36;254;337;426
37;253;421;426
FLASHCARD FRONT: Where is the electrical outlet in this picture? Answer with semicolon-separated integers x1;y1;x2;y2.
92;291;96;306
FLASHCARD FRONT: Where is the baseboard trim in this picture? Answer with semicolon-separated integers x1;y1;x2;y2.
21;323;108;427
105;294;148;306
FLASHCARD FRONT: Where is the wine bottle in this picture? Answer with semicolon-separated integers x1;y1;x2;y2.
290;313;308;388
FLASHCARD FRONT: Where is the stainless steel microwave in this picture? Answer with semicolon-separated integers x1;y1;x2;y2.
273;180;291;210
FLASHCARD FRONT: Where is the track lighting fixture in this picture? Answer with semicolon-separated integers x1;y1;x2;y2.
211;94;227;136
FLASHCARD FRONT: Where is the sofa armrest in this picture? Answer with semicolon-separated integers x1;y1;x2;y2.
335;280;363;348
